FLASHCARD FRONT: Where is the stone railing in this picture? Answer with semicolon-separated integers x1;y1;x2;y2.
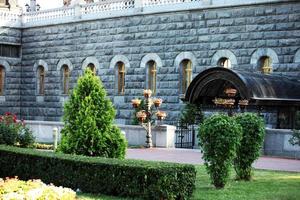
0;0;285;27
23;6;75;23
142;0;201;7
0;0;204;27
81;0;135;14
0;10;21;26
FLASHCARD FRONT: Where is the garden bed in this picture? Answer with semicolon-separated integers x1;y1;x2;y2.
0;145;196;200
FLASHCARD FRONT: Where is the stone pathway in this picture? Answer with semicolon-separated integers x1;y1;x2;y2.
126;148;300;172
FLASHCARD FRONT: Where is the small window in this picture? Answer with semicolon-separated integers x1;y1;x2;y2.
180;59;192;94
259;56;272;74
117;62;125;95
0;44;20;58
0;66;5;96
87;63;96;75
218;57;231;68
147;61;157;95
37;66;45;95
62;65;70;95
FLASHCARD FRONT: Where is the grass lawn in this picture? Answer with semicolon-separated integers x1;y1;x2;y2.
78;165;300;200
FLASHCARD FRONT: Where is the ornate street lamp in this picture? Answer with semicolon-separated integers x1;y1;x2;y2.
213;87;248;116
238;99;249;113
131;89;166;148
25;3;40;12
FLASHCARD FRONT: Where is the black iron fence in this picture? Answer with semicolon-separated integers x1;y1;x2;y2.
174;122;197;149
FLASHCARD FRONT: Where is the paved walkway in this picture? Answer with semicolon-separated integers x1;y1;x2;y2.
126;148;300;172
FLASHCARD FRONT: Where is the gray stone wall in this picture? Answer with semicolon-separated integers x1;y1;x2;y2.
264;129;300;159
0;27;21;117
2;1;300;123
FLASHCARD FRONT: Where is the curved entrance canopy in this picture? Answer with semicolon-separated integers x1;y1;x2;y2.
184;67;300;106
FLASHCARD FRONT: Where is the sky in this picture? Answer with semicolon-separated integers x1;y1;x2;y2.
18;0;63;11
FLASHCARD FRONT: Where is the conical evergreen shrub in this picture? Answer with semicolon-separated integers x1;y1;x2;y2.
59;69;127;158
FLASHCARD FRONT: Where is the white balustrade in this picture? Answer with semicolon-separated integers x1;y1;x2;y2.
0;10;21;25
142;0;201;7
0;0;203;27
81;0;135;14
23;7;75;23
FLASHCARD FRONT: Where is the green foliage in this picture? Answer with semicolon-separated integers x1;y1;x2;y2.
0;145;196;200
18;126;35;148
289;130;300;146
290;111;300;146
0;122;18;145
234;113;265;181
59;69;127;158
180;103;203;125
0;112;34;148
198;114;242;188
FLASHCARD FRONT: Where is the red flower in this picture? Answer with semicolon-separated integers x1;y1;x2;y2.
5;112;11;116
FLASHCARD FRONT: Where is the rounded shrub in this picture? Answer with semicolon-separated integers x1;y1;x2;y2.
199;114;242;188
59;69;127;158
234;113;265;181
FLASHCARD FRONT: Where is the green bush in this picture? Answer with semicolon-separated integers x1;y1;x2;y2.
290;130;300;146
0;112;34;148
234;113;266;181
18;126;35;148
0;122;18;145
199;114;242;188
0;145;196;200
180;103;203;125
59;69;127;158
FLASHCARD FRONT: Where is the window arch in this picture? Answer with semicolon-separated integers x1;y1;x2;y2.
211;50;237;68
82;57;99;75
61;65;70;94
37;66;45;95
140;53;163;95
0;65;5;96
57;58;73;95
117;62;125;95
180;59;192;94
294;48;300;63
110;55;130;95
87;63;96;75
147;61;157;95
258;56;272;74
217;57;231;68
250;48;279;72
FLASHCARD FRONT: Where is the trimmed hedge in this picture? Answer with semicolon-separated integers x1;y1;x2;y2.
0;145;196;200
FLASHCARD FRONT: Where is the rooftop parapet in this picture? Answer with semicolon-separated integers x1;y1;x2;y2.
0;0;291;28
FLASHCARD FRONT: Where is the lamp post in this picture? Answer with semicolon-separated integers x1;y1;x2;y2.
131;90;166;148
25;0;40;12
213;88;249;116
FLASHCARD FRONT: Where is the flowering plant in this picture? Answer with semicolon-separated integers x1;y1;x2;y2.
0;177;76;200
0;112;34;147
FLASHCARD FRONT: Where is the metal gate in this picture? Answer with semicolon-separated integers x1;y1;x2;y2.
175;122;196;149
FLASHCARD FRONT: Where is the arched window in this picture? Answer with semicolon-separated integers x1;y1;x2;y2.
37;66;45;95
147;61;157;95
117;62;125;95
180;59;192;94
87;63;96;75
259;56;272;74
61;65;70;95
218;57;231;68
0;66;5;96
